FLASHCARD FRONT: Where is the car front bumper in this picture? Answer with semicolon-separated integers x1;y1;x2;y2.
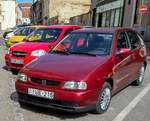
5;53;37;70
16;81;100;112
17;92;95;113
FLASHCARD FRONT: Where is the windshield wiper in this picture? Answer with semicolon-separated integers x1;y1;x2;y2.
70;52;97;57
51;49;70;55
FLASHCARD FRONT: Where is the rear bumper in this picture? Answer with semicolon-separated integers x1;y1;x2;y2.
18;92;95;113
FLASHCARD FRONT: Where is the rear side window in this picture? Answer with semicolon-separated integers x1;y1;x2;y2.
127;31;141;49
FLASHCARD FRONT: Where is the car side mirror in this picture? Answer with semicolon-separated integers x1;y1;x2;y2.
117;48;131;55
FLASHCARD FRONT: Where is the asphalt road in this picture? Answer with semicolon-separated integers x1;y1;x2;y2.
0;40;150;121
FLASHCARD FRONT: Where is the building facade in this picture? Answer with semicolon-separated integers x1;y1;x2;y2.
95;0;150;27
31;0;91;25
18;3;32;25
16;3;23;25
70;12;92;26
94;0;150;54
95;0;124;27
0;0;16;30
31;0;43;24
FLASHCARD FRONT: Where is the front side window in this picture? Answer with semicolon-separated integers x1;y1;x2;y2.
127;31;141;49
26;28;62;42
117;32;129;50
52;32;114;56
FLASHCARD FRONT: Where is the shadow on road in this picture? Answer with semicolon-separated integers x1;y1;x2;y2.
10;92;89;120
2;65;10;71
2;66;19;75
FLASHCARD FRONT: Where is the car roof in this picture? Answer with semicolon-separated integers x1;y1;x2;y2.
47;25;81;29
72;28;134;33
27;25;46;28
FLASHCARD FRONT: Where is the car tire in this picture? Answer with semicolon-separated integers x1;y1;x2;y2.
94;82;112;114
132;65;146;86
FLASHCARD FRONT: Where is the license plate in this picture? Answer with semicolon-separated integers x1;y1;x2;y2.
10;59;24;64
28;88;54;99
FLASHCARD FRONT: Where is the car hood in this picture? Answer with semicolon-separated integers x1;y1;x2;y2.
25;54;111;80
10;42;50;52
9;35;26;43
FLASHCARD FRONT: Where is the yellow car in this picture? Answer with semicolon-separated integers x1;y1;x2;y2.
6;26;45;47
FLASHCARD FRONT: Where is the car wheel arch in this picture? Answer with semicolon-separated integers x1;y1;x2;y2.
105;78;114;90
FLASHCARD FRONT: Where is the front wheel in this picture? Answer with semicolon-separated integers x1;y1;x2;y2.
132;65;145;86
94;82;112;114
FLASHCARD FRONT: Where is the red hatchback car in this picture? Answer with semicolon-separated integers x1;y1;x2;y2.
5;25;81;71
15;28;147;113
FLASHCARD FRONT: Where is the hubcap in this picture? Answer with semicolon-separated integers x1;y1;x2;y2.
139;66;145;83
100;88;111;110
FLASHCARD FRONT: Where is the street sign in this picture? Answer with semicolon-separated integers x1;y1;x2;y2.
139;5;148;13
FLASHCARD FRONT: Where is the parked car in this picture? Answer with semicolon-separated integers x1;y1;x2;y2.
5;26;44;47
3;30;14;40
12;24;29;30
5;25;81;71
3;24;29;40
15;28;147;113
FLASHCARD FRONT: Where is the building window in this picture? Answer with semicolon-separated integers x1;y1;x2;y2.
98;7;123;27
106;11;111;27
110;10;115;27
102;12;106;27
96;0;124;27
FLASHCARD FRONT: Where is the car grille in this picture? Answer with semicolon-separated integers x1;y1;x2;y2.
12;51;27;57
31;77;61;87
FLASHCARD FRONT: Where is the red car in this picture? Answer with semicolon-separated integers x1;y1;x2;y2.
5;25;81;71
16;28;147;113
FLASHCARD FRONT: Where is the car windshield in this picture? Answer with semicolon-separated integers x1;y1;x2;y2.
14;27;35;36
51;32;113;56
25;28;62;42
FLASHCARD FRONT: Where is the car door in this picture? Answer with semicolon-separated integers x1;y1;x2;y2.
113;30;133;91
126;31;146;81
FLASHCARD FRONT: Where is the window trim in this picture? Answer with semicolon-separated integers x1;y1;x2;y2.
126;30;142;50
117;31;130;50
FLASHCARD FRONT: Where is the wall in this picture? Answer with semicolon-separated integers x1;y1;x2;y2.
70;12;92;26
16;4;23;25
123;0;137;27
42;0;50;25
0;1;16;30
49;0;91;24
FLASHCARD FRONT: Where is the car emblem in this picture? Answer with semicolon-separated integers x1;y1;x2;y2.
42;80;47;85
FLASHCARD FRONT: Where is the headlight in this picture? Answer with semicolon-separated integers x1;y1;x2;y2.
64;81;87;90
17;73;28;82
31;50;46;57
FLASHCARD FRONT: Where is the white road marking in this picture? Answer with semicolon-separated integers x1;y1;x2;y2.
112;83;150;121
